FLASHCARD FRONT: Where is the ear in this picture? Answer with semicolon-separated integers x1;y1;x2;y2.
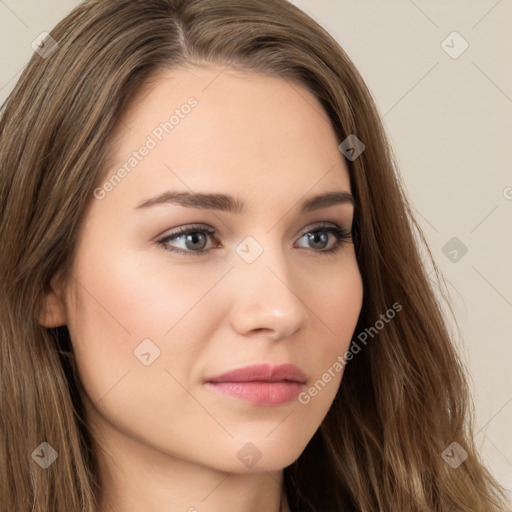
38;272;68;328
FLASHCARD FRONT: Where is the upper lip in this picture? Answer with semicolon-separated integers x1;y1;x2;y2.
205;363;307;384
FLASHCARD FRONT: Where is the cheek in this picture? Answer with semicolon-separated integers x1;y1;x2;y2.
70;239;226;336
64;252;224;452
317;259;364;352
310;266;362;384
292;259;363;415
64;246;230;399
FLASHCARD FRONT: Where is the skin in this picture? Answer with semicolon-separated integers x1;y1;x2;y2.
39;65;364;512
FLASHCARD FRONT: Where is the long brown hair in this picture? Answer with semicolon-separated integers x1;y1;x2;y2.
0;0;508;510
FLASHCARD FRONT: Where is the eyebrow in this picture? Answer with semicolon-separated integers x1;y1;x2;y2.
134;190;355;213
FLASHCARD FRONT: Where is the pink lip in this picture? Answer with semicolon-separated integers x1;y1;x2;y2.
204;364;307;406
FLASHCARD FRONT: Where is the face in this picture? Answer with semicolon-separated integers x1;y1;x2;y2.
42;65;363;474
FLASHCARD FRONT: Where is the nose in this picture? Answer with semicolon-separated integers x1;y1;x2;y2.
227;242;311;341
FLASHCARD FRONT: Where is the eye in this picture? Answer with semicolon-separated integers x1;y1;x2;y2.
156;222;352;256
157;224;219;256
294;223;352;255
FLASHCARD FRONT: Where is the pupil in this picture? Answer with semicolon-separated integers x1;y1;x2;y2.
187;232;206;250
309;232;327;249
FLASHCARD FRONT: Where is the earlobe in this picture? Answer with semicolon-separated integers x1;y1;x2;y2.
38;273;68;328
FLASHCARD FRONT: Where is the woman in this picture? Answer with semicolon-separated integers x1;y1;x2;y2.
0;0;508;510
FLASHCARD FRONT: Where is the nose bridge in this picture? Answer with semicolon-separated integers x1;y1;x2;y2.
227;233;310;338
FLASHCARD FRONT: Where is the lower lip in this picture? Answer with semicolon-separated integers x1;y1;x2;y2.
204;381;305;405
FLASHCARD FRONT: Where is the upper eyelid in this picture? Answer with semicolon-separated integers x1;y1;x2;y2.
158;221;350;240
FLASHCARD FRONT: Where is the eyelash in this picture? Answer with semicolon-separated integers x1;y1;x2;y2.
156;222;352;257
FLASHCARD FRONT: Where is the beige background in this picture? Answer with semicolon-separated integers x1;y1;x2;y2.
1;0;511;499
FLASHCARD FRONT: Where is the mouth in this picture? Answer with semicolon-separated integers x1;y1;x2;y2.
204;363;307;406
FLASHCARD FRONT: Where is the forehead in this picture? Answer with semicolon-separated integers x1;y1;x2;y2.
95;65;351;213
